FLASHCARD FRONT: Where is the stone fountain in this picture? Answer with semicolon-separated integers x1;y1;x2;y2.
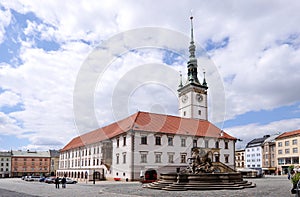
144;147;256;191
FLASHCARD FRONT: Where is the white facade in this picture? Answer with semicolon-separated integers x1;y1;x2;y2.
58;141;111;180
111;131;235;181
0;151;12;178
245;146;263;168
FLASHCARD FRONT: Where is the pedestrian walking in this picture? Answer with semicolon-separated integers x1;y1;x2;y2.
55;177;60;189
61;177;66;188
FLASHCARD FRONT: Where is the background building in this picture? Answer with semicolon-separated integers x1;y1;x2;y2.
49;150;60;176
275;129;300;175
261;135;278;175
235;149;245;171
0;151;12;178
245;135;270;169
11;150;50;177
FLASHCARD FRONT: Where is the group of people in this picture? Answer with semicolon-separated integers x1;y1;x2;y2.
289;168;300;194
55;176;67;189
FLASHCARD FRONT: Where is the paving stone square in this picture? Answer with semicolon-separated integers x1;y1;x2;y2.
0;175;296;197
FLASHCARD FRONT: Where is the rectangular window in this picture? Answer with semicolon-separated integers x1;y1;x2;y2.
278;142;282;147
225;155;229;163
141;136;147;145
278;158;284;165
225;142;229;149
168;137;173;146
155;136;161;145
155;153;162;163
293;157;299;164
180;153;187;163
168;153;174;163
116;154;119;164
293;139;298;145
293;148;298;153
181;138;186;147
285;141;290;146
140;153;147;163
123;153;126;164
123;136;126;146
193;139;197;147
215;141;219;148
205;140;209;148
278;150;282;154
285;149;290;154
117;138;119;147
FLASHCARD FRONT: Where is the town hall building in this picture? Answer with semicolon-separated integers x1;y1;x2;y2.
57;17;237;181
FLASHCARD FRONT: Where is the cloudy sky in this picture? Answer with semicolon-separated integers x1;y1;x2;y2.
0;0;300;151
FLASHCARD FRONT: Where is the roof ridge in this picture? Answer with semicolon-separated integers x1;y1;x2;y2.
131;111;141;130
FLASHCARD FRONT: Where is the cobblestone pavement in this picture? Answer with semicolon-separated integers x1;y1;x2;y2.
0;175;295;197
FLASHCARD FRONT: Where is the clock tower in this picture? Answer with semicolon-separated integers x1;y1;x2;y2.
178;16;208;120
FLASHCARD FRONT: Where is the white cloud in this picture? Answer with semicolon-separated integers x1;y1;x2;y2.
0;38;92;149
1;0;300;150
0;90;21;107
0;112;22;136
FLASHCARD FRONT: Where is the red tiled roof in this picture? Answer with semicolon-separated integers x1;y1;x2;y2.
276;129;300;140
61;111;236;152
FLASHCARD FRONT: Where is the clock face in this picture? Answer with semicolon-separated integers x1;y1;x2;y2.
196;94;203;102
181;95;188;103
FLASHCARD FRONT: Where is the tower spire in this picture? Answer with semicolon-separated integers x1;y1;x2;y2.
177;15;208;120
187;14;200;84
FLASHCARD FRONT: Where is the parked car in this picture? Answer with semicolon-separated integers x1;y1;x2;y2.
25;176;34;181
39;177;46;182
44;177;57;184
31;176;41;181
65;178;77;184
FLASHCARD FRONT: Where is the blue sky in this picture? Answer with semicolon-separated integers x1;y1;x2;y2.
0;1;300;151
